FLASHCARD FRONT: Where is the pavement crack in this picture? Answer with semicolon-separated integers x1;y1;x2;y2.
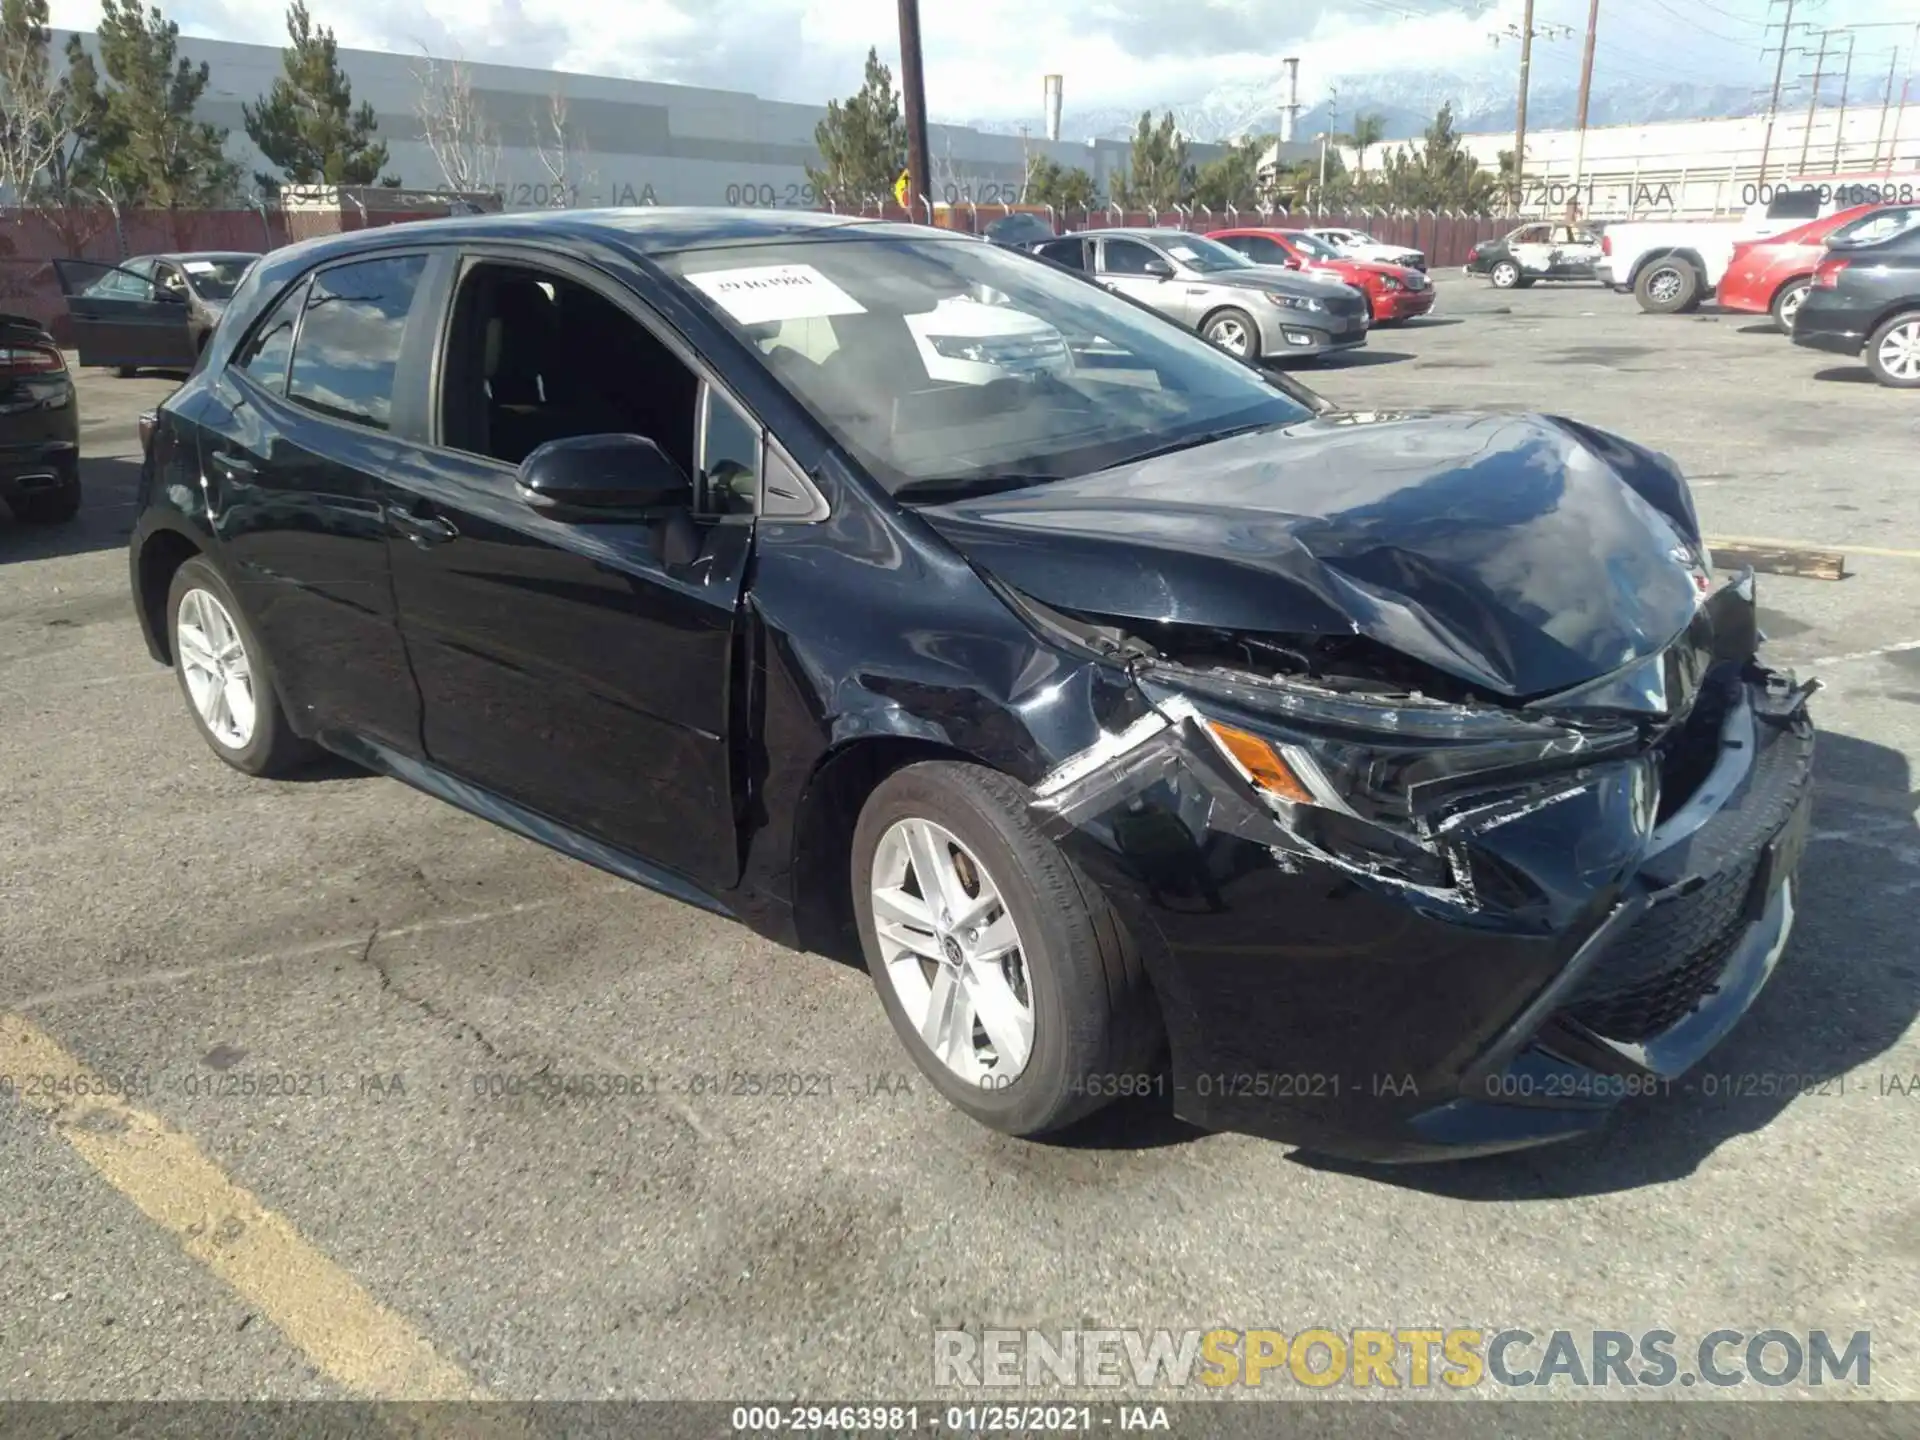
354;921;502;1060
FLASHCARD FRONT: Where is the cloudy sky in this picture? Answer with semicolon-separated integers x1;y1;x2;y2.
45;0;1920;120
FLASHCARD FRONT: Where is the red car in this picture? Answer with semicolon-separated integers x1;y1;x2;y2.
1208;227;1436;323
1718;202;1920;331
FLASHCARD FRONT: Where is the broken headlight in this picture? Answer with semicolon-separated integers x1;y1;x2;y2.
1138;663;1639;834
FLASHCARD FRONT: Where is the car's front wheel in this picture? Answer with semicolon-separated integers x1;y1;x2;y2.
1489;260;1521;289
852;761;1161;1137
1200;307;1261;360
1866;311;1920;388
166;556;317;776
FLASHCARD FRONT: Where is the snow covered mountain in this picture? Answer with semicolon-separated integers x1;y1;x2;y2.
958;70;1771;145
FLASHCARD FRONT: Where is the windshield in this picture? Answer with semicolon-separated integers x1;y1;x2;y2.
1155;234;1256;273
1283;231;1340;260
180;257;254;300
661;235;1317;497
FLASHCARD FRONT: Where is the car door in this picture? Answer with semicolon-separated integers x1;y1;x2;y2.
380;247;755;892
195;250;439;755
1508;225;1555;275
1094;238;1186;323
52;258;197;368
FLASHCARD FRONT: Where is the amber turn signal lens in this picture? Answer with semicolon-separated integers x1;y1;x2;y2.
1206;721;1316;805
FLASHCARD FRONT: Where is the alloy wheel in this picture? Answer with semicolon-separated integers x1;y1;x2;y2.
175;588;257;750
1491;261;1519;288
1206;315;1252;356
870;817;1034;1084
1647;268;1684;305
1877;320;1920;382
1777;284;1807;329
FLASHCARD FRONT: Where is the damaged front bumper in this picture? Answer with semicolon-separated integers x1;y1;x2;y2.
1025;614;1817;1162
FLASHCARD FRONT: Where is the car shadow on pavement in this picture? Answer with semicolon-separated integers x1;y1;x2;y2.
1304;350;1418;369
1811;366;1877;385
1396;317;1465;328
1292;728;1920;1198
0;456;142;563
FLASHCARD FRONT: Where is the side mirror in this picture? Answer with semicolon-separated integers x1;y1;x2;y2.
1143;258;1175;279
517;433;692;517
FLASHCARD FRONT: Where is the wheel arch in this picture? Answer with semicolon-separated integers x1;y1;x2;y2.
1768;272;1813;310
1867;301;1920;342
1630;247;1705;286
1197;303;1260;347
133;524;206;664
789;735;998;964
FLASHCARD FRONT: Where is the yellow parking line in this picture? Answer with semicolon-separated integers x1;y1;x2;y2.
1710;534;1920;561
0;1012;483;1401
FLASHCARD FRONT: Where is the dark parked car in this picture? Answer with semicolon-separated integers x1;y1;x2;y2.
0;311;81;524
130;209;1815;1160
53;251;258;376
1032;228;1368;361
1790;216;1920;386
981;212;1057;251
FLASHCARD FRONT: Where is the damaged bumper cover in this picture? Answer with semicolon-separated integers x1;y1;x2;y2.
1025;581;1817;1162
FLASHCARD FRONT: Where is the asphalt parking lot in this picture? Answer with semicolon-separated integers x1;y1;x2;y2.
3;268;1918;1419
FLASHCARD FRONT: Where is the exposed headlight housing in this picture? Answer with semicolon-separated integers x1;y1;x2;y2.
1267;293;1326;312
1379;275;1402;291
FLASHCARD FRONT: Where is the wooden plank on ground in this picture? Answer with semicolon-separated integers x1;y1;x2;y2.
1709;541;1847;582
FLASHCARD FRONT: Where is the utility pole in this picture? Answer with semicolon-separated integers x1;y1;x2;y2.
1492;10;1574;210
1757;0;1799;187
1571;0;1602;199
897;0;932;222
1830;30;1856;169
1799;27;1831;171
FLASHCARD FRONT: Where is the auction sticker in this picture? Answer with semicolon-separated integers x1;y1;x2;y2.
685;264;866;324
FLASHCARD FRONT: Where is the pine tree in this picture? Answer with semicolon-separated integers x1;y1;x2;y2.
1023;155;1098;211
1376;104;1501;213
1191;136;1269;210
1110;111;1192;210
63;0;239;208
806;47;906;206
244;1;394;191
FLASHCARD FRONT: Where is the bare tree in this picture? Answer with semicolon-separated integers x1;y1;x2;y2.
0;0;68;202
412;48;499;194
533;86;596;202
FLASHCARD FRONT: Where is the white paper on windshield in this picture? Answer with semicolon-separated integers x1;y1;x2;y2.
1166;245;1200;260
182;260;219;273
686;264;865;324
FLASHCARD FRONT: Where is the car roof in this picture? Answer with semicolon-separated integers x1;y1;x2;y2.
263;208;943;271
1058;228;1201;243
140;251;263;264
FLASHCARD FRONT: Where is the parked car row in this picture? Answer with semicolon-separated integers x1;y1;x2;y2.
114;207;1813;1160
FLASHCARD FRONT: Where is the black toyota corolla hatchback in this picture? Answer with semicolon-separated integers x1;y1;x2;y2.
129;209;1816;1161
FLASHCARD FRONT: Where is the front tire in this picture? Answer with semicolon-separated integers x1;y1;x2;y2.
1770;279;1810;333
1489;260;1521;289
1200;307;1261;360
852;761;1161;1137
1635;258;1699;313
1865;311;1920;388
166;556;318;776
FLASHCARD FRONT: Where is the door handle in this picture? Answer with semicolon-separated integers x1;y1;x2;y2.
1186;288;1208;295
386;502;459;547
209;449;256;479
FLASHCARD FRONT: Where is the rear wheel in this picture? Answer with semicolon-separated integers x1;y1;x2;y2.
852;761;1161;1137
1200;307;1261;360
1635;258;1700;313
1865;311;1920;388
166;556;318;776
1770;279;1810;332
1489;260;1521;289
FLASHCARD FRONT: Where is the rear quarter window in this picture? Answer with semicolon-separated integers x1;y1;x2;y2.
285;254;428;431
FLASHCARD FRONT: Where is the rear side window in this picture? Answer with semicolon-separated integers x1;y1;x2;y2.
233;279;309;396
1767;190;1824;221
1832;206;1920;246
287;255;428;431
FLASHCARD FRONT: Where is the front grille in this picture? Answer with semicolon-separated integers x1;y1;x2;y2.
1558;690;1811;1045
1562;858;1760;1041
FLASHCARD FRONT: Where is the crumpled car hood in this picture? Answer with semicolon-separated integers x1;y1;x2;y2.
917;410;1708;699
